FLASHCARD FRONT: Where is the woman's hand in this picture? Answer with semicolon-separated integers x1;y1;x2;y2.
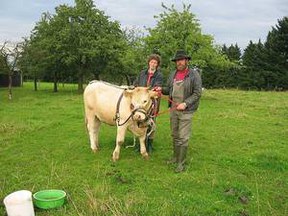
152;87;162;97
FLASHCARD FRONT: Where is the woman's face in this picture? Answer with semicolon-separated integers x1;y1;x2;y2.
148;59;158;71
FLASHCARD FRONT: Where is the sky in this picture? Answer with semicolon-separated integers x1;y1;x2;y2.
1;0;287;50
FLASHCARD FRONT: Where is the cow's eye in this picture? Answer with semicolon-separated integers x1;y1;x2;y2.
130;104;135;110
143;100;147;104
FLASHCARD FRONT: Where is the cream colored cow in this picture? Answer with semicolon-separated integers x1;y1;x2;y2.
83;81;158;161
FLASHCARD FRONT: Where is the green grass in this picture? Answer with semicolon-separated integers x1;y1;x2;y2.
1;82;288;216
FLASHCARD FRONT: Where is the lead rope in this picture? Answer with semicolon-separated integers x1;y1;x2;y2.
125;103;155;149
125;117;156;149
150;95;179;117
125;96;179;149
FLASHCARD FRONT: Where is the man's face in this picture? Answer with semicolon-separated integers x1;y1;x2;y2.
176;58;188;71
149;59;158;71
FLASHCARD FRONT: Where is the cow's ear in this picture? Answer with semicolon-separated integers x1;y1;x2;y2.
123;89;134;97
149;90;158;99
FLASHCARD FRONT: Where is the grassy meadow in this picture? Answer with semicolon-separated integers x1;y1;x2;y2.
0;82;287;216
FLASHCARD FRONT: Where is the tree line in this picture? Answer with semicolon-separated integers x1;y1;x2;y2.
221;17;288;91
1;0;287;93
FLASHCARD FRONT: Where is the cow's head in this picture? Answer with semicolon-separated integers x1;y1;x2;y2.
124;87;158;122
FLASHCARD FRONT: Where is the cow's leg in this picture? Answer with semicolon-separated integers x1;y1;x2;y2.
86;112;101;152
139;135;149;159
112;126;127;161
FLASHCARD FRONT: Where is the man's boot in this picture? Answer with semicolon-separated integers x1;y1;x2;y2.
175;146;187;173
166;145;179;164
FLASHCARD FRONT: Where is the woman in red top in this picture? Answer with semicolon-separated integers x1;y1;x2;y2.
133;54;163;152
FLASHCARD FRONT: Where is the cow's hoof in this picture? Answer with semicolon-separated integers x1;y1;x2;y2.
142;153;149;160
91;148;98;153
112;152;119;162
112;157;119;162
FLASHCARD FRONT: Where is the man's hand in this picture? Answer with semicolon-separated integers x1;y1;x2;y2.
176;103;187;111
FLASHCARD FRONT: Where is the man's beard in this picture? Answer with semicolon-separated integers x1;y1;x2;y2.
177;64;187;70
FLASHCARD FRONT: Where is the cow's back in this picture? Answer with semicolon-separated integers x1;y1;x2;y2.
84;81;123;125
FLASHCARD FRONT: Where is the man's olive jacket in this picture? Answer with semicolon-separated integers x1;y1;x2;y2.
162;68;202;113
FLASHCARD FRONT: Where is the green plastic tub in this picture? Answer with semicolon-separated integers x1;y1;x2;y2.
33;189;66;209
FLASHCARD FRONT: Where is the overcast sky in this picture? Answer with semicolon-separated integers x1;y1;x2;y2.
1;0;287;50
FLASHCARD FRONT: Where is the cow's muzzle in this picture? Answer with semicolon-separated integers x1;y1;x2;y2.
131;108;148;122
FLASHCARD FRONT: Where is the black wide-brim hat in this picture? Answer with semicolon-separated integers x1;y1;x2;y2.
171;50;191;61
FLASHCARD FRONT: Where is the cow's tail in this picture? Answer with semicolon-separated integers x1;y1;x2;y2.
83;107;88;133
84;116;88;132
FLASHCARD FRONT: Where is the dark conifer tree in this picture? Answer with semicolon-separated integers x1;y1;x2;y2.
264;17;288;90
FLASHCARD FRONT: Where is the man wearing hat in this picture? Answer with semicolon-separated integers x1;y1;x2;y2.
160;50;202;173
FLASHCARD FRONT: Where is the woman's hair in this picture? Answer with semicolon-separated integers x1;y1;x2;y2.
147;54;161;67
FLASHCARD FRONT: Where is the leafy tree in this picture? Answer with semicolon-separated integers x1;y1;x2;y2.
144;3;233;86
18;37;50;91
0;43;10;75
68;0;126;91
119;27;146;84
0;42;22;99
17;10;69;92
19;0;126;92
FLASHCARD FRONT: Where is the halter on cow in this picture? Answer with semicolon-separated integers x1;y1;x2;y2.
114;90;156;127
